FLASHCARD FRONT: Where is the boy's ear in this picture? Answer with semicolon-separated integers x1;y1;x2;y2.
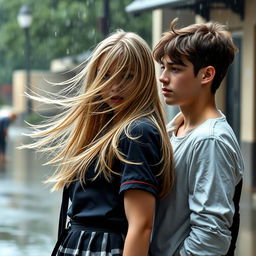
201;66;215;85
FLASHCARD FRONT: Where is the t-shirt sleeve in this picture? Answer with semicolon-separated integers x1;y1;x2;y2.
118;120;162;197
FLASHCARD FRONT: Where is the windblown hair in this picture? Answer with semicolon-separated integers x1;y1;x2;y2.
24;30;173;198
153;19;237;93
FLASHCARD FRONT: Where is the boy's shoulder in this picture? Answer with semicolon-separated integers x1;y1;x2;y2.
168;112;238;145
193;115;233;140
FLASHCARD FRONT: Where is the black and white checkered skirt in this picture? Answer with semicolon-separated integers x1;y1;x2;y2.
53;221;125;256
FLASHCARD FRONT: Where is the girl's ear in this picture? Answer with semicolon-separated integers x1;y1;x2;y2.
201;66;215;85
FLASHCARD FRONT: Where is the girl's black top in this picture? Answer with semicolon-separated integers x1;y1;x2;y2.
67;118;162;233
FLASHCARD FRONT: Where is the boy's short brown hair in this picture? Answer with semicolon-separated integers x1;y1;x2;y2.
153;19;237;94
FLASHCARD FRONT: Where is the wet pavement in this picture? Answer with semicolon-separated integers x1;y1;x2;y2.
0;126;61;256
0;125;255;255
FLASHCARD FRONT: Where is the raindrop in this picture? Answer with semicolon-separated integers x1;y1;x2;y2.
54;31;58;37
65;20;71;27
66;49;70;55
88;29;96;39
62;9;67;18
78;10;87;19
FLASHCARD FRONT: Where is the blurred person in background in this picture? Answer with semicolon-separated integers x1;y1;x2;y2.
0;112;17;162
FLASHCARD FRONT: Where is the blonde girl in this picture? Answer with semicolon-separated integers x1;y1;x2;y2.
24;30;173;256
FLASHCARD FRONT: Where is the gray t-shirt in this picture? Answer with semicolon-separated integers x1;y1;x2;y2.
150;112;244;256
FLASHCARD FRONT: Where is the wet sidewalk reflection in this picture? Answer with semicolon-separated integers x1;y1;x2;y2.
0;126;255;255
0;126;61;256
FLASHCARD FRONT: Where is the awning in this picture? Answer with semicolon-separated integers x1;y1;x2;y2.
125;0;244;20
125;0;195;13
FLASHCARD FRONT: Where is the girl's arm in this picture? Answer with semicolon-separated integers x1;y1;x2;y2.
123;189;156;256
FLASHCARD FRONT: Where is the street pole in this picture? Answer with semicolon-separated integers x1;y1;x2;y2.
24;27;32;114
17;5;33;115
102;0;110;36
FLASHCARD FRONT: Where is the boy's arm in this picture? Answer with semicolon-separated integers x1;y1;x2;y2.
123;189;155;256
178;139;242;256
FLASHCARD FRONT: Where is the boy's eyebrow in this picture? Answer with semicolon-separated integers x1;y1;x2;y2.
167;61;187;67
160;59;187;67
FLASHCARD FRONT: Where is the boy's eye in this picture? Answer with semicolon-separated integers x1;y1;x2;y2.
170;67;180;72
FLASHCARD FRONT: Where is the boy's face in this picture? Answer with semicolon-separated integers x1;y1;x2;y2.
159;55;203;107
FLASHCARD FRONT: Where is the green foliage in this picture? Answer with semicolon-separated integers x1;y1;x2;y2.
110;0;152;46
0;0;151;85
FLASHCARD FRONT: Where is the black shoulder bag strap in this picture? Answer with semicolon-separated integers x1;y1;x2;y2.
225;178;243;256
51;186;69;256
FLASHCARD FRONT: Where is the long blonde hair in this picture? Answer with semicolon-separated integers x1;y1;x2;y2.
24;30;173;198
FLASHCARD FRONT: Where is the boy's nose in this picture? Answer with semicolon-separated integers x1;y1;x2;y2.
159;72;170;84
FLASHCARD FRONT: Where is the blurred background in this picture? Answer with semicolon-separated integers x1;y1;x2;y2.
0;0;255;255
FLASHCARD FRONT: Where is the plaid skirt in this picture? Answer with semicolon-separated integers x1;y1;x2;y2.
53;221;125;256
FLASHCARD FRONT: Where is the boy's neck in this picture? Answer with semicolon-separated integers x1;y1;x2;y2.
176;100;220;137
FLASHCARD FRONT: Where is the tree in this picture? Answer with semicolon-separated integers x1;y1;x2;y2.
110;0;151;44
0;0;151;85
